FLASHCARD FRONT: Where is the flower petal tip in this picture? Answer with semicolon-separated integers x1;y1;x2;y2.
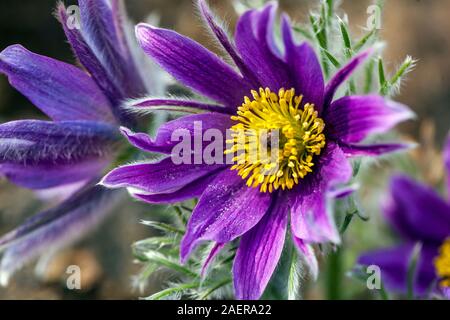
393;142;419;153
0;44;23;56
0;45;23;71
179;254;189;266
386;100;417;122
135;23;155;39
119;126;133;137
97;174;112;188
406;142;419;149
281;12;291;25
330;233;342;246
328;183;360;199
266;0;278;9
197;0;208;9
0;271;10;287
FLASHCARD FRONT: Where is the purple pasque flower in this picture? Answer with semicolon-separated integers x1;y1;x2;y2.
359;137;450;299
102;0;414;299
0;0;154;284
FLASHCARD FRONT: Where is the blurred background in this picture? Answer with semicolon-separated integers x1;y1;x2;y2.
0;0;449;299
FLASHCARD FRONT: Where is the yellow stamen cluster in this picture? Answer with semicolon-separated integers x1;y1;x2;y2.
225;88;326;193
435;238;450;289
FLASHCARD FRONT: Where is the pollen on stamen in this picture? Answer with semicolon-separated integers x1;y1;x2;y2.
224;87;326;193
435;238;450;289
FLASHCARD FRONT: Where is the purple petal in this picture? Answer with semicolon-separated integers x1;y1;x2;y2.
325;95;414;143
78;0;146;98
290;187;338;244
282;15;324;111
445;136;450;198
0;184;122;285
120;112;233;155
130;97;230;115
0;161;108;190
358;244;438;296
292;236;319;280
290;142;352;244
110;0;131;53
131;168;224;204
34;181;88;202
340;142;415;157
201;242;226;277
385;175;450;244
135;23;252;109
120;127;171;155
78;0;118;59
57;3;121;106
0;120;118;163
101;157;225;195
180;169;272;263
0;45;114;122
442;287;450;300
323;49;373;108
328;184;359;199
0;120;118;189
233;193;288;300
57;3;141;126
235;3;292;90
262;2;283;59
197;0;259;88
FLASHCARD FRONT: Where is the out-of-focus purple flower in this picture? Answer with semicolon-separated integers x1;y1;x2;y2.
359;137;450;298
0;0;157;284
102;0;414;299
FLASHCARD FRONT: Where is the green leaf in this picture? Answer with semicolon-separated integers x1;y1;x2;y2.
287;247;301;300
379;282;390;301
378;58;388;95
339;212;356;235
389;56;417;94
354;29;377;52
348;80;357;95
338;18;352;56
364;59;376;94
145;282;200;300
197;278;232;300
145;251;199;278
292;25;314;41
134;262;159;288
326;0;334;21
340;195;369;235
321;48;341;68
128;105;209;115
336;17;357;93
141;220;185;235
379;55;416;96
133;237;175;256
173;206;188;225
352;159;362;177
376;0;386;12
309;13;330;77
135;237;175;247
309;15;326;48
